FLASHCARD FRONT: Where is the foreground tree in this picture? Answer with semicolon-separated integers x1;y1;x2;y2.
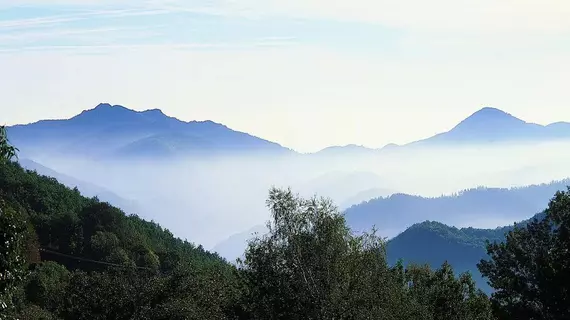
403;262;493;320
235;187;493;320
0;125;27;317
236;188;403;319
0;125;18;162
0;203;28;315
478;189;570;319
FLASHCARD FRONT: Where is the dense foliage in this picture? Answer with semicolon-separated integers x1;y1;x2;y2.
0;126;18;162
235;188;493;320
0;160;237;319
0;160;497;319
385;215;547;294
478;189;570;319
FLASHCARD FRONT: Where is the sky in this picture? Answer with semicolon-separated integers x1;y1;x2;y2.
1;0;570;153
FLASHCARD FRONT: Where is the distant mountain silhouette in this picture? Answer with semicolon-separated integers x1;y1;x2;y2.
339;187;397;210
9;105;570;159
296;171;392;207
408;107;570;146
211;224;268;263
310;107;570;157
345;179;569;235
313;144;378;156
8;103;292;159
17;158;140;214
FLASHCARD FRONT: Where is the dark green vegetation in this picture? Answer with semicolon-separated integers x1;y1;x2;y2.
214;180;565;262
17;158;140;215
235;188;495;320
385;216;546;294
479;189;570;319
387;221;510;293
0;159;496;319
0;159;238;319
344;179;566;294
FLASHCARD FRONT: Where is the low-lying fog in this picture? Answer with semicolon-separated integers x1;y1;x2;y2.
28;141;570;254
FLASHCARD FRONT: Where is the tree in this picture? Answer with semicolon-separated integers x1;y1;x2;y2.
478;188;570;319
0;127;27;316
403;262;493;320
237;187;414;320
0;203;28;315
0;125;18;162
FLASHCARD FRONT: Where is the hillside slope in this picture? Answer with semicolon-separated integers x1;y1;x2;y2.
386;212;545;293
0;160;237;318
17;158;139;214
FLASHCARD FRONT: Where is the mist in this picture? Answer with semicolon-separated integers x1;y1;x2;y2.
26;139;570;252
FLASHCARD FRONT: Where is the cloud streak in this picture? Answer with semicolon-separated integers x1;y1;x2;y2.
4;0;570;34
221;0;570;34
0;8;171;30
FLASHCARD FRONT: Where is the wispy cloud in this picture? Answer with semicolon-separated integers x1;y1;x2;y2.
0;26;148;41
4;0;570;34
221;0;570;34
0;39;298;54
0;1;303;54
0;8;171;30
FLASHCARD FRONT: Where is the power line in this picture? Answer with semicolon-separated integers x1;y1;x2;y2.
39;247;154;271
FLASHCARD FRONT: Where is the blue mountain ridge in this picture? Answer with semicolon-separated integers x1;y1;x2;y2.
7;103;292;160
314;107;570;155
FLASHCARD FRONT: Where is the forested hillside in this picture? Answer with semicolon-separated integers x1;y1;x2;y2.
387;221;513;293
0;160;239;319
0;156;495;319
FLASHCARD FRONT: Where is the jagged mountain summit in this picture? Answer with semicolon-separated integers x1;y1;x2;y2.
7;103;293;159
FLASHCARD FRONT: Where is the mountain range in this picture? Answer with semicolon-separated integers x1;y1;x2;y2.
7;103;291;160
345;179;570;234
411;107;570;146
8;104;570;160
295;171;397;209
315;107;570;154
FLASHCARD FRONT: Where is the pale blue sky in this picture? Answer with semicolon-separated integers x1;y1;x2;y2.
1;0;570;152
